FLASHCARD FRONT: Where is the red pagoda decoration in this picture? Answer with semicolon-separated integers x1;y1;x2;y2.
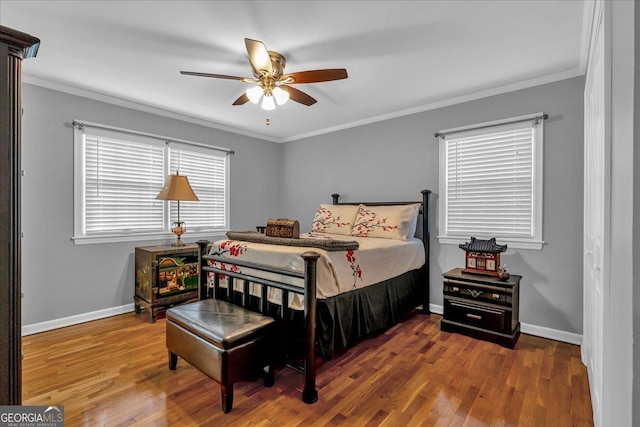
459;237;507;277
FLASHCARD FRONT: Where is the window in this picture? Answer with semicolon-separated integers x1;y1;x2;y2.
73;122;230;244
437;113;545;250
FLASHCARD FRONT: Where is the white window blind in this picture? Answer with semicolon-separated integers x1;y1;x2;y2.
73;122;231;244
83;132;165;234
169;143;228;230
438;114;544;250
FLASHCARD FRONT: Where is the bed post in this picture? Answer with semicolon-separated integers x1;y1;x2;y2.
331;193;340;205
421;190;432;315
301;251;320;404
197;240;210;299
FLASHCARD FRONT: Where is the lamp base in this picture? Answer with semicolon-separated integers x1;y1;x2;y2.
171;221;186;247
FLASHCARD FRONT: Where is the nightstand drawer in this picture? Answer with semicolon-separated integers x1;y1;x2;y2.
444;298;507;332
443;280;509;305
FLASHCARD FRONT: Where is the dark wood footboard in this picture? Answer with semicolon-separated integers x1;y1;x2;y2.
197;240;320;404
194;189;432;404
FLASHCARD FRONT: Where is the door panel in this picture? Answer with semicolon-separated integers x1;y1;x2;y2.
583;3;609;425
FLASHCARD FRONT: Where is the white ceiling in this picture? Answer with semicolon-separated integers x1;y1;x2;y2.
0;1;590;142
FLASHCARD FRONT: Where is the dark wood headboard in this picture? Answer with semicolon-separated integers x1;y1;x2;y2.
330;190;432;314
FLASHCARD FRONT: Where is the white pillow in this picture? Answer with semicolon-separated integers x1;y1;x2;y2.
310;204;360;235
350;203;421;240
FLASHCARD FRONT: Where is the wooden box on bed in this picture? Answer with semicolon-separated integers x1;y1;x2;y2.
265;218;300;238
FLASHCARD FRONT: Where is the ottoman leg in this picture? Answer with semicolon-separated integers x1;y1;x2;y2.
263;330;275;387
221;384;234;413
168;350;178;370
264;364;275;387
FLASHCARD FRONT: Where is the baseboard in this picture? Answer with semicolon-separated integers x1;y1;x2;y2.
429;303;444;315
520;323;582;345
428;303;582;346
23;302;584;346
22;303;135;336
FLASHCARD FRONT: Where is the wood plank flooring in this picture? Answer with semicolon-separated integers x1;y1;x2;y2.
22;311;593;426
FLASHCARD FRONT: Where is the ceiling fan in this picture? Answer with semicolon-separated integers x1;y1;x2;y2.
180;38;348;110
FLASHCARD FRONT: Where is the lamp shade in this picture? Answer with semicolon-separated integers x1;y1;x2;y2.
155;174;199;201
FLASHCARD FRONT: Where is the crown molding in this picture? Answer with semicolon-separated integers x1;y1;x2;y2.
24;67;585;145
22;75;281;143
282;67;585;142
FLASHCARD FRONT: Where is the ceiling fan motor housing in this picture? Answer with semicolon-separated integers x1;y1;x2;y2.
267;51;286;79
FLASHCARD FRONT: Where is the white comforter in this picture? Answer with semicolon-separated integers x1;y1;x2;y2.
207;232;424;308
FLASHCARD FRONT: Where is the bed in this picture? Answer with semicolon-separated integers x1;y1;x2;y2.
196;190;431;403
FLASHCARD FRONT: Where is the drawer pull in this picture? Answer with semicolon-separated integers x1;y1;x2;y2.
450;301;503;315
452;286;460;292
469;289;483;298
492;293;500;299
466;313;482;320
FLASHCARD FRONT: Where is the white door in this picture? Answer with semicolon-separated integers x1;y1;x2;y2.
582;2;609;425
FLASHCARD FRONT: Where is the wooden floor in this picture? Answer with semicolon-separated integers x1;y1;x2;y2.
22;311;593;426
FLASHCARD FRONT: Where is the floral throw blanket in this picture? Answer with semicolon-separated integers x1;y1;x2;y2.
207;233;425;307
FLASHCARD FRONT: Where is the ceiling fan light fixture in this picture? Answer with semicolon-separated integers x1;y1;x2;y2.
181;38;347;108
261;95;276;111
273;86;289;106
246;85;263;104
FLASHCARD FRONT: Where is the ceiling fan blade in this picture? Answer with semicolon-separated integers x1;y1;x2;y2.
180;71;247;81
245;38;273;76
281;85;317;106
232;93;250;105
282;69;348;84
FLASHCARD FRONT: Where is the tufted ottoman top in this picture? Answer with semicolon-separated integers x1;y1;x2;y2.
166;299;274;350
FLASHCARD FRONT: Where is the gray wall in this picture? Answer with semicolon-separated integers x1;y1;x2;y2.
280;77;585;334
21;84;282;326
21;77;586;338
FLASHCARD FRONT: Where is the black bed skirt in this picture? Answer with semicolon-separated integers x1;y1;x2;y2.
227;267;425;361
315;267;425;359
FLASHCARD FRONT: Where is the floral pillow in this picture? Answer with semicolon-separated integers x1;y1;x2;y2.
310;204;360;235
350;203;421;240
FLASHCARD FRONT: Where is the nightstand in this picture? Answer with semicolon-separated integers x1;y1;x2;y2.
134;243;203;322
441;268;521;348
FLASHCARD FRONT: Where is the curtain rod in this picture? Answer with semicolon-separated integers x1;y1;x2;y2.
434;113;548;139
72;119;235;155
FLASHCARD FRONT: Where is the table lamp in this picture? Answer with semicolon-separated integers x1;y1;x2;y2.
156;172;199;246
